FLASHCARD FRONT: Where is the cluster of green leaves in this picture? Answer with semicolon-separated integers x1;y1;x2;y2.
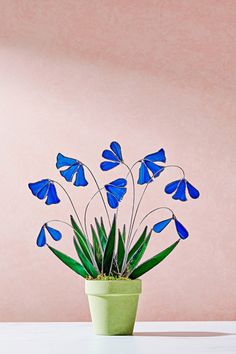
47;215;180;279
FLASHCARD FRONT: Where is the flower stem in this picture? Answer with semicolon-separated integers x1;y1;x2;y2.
129;206;175;247
84;188;104;236
53;181;85;234
128;164;185;247
120;162;136;273
83;164;111;227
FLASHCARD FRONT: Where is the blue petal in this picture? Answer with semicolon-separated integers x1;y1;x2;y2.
153;218;173;233
107;192;119;209
110;141;123;161
74;165;88;187
172;179;187;201
144;148;166;163
165;180;181;194
100;161;120;171
109;178;127;187
105;185;126;201
137;162;152;185
36;227;46;247
187;181;200;199
37;184;49;200
45;225;62;241
175;219;189;239
56;153;77;169
102;150;119;162
60;163;79;182
45;183;60;205
28;179;49;196
144;160;164;178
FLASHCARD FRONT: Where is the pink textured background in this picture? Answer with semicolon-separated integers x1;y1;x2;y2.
0;1;236;321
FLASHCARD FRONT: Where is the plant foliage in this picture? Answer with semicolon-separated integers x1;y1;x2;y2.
28;142;200;279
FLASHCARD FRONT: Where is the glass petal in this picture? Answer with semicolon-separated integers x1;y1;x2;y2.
37;184;49;200
110;178;127;187
100;161;120;171
74;165;88;187
102;150;119;162
164;180;180;194
137;162;152;185
45;225;62;241
144;160;164;178
110;141;123;161
28;179;49;196
187;181;200;199
56;153;77;168
60;163;79;182
172;179;187;201
175;219;189;239
45;183;60;205
153;218;172;233
145;148;166;163
153;218;173;233
36;227;46;247
107;192;119;209
105;185;126;201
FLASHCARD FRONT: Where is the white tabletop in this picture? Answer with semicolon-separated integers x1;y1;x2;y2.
0;322;235;354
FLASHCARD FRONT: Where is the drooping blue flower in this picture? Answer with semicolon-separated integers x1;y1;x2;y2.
100;141;123;171
56;153;88;187
153;216;189;239
28;179;60;205
137;148;166;185
165;179;200;201
36;224;62;247
105;178;127;208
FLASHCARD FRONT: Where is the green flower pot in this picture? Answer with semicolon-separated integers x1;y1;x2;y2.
85;279;142;335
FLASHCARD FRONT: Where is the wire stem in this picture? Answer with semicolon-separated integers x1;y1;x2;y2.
84;188;104;236
128;164;185;248
83;163;111;227
130;206;175;246
45;219;73;229
120;162;136;273
52;180;85;234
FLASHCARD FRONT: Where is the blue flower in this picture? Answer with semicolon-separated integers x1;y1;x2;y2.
153;217;189;239
105;178;127;208
100;141;123;171
36;224;62;247
28;179;60;205
165;179;200;201
56;153;88;187
137;148;166;185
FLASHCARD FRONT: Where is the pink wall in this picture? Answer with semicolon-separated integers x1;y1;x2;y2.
0;1;236;321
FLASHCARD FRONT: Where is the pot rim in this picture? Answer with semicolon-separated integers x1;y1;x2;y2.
85;278;142;295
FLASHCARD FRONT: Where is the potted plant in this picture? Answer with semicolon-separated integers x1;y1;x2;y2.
28;141;199;335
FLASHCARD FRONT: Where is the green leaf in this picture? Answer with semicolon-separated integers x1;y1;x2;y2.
70;215;93;263
47;244;89;278
103;215;116;275
117;229;125;271
127;230;152;274
91;225;102;271
73;237;99;278
129;240;180;279
121;224;126;244
128;226;148;262
95;217;107;251
100;217;107;237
